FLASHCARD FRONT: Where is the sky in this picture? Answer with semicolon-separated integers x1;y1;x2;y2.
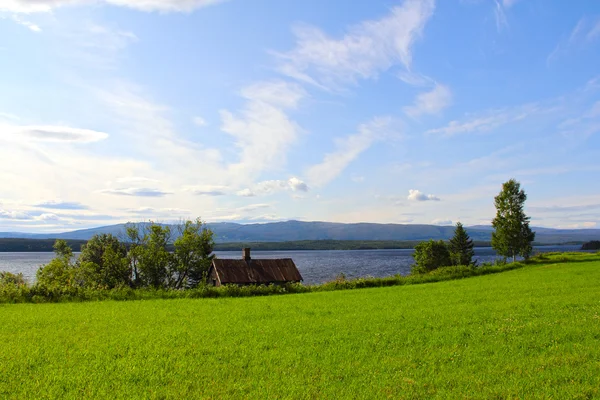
0;0;600;233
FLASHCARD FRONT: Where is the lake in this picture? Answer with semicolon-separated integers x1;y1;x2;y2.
0;245;584;285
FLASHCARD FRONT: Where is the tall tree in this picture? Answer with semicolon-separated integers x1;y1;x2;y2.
448;222;475;266
172;218;215;288
78;234;131;289
491;179;535;262
137;223;174;288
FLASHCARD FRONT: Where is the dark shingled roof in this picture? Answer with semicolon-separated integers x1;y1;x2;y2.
211;258;302;284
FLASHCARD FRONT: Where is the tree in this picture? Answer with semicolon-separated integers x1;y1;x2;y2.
136;223;174;288
491;179;535;262
448;222;475;266
36;239;77;289
412;240;451;274
78;234;131;289
172;218;215;288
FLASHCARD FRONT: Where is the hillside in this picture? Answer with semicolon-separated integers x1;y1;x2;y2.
1;220;599;244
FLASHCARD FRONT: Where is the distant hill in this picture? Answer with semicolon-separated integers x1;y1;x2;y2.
1;220;599;244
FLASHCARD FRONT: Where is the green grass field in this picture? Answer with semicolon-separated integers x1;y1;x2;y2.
1;254;599;399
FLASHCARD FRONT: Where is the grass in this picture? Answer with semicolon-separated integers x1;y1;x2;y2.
1;253;599;399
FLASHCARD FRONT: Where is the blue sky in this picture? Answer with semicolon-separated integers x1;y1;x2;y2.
1;0;599;232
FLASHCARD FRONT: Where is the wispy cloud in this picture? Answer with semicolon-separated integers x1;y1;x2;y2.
33;201;89;210
404;84;452;117
306;117;399;187
425;103;543;137
237;177;309;197
548;16;600;63
192;116;207;127
220;80;306;180
530;204;600;214
275;0;435;90
9;14;41;32
2;124;109;143
184;185;229;196
101;188;172;197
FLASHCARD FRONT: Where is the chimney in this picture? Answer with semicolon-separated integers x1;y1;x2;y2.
242;248;251;261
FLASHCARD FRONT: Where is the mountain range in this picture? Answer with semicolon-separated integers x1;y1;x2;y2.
1;221;599;244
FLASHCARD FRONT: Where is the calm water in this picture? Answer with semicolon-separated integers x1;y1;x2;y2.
0;245;583;285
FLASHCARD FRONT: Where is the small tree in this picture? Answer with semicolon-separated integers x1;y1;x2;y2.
36;239;77;289
412;240;451;274
172;218;215;289
491;179;536;262
448;222;475;266
0;271;27;286
137;223;174;288
78;234;131;289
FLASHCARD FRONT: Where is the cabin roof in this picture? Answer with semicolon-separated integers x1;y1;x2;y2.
211;258;302;284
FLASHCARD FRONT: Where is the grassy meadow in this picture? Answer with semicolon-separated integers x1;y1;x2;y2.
1;253;599;399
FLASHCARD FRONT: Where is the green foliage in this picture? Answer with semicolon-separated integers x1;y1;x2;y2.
491;179;536;261
581;240;600;250
0;271;27;286
35;240;77;290
78;234;131;289
172;218;215;288
1;252;598;304
412;239;451;274
136;224;175;288
448;222;475;266
2;255;600;398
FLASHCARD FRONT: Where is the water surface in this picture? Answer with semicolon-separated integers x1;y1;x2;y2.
0;245;583;285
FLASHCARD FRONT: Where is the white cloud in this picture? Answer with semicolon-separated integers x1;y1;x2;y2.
0;0;228;13
235;203;271;213
425;103;542;137
236;189;255;197
397;70;433;87
404;84;452;117
2;124;109;143
115;176;159;184
407;189;440;201
494;0;508;31
125;207;191;216
101;187;172;197
193;116;207;127
288;177;308;192
0;209;32;220
237;177;309;197
275;0;435;90
306;117;397;187
184;185;228;196
431;218;453;225
34;201;88;210
220;81;306;179
10;15;41;32
37;213;59;221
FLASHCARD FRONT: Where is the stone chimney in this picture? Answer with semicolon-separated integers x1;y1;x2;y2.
242;248;251;261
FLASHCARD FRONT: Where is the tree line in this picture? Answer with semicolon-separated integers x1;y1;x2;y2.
412;179;535;273
1;178;537;295
35;218;215;291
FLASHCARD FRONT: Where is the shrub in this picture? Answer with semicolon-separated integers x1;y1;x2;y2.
0;271;27;286
412;240;452;274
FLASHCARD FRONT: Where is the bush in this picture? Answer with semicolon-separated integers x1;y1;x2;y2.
412;240;452;274
0;271;27;286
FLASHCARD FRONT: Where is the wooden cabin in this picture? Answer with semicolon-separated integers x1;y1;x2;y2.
208;248;302;286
